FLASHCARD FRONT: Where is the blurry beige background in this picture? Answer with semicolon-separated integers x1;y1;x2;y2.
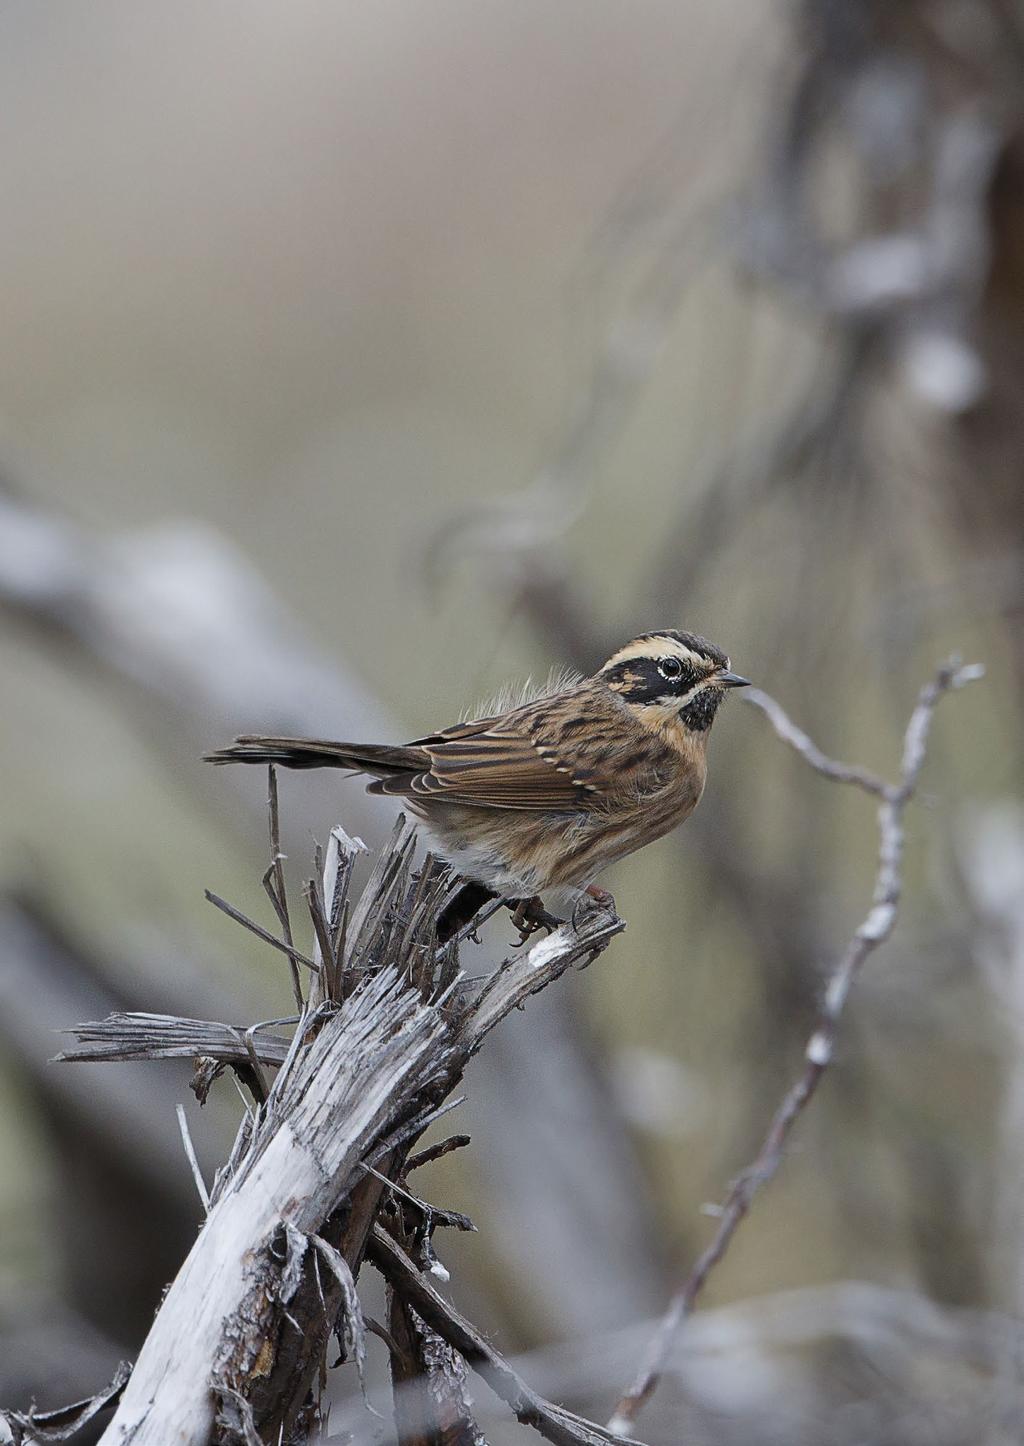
0;3;1022;1443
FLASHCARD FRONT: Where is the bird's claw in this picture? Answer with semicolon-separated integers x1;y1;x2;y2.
509;896;563;945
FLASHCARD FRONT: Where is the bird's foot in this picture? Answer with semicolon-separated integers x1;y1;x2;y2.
571;883;617;931
509;895;563;945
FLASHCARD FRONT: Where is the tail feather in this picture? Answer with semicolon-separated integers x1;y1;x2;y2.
204;735;426;777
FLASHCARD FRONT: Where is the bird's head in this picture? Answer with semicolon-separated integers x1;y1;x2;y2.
597;630;749;733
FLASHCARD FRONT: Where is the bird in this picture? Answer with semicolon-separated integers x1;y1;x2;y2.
206;630;749;940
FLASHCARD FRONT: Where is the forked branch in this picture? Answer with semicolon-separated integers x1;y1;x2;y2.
607;659;983;1434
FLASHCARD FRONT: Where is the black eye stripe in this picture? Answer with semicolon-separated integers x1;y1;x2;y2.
658;657;682;680
605;656;703;700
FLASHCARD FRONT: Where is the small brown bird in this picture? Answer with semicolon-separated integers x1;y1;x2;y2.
207;630;748;936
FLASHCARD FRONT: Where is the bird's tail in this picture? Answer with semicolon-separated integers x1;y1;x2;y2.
204;735;425;777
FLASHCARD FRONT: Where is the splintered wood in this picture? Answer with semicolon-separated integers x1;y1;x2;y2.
58;807;625;1446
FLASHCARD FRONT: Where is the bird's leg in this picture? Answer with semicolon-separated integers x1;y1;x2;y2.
436;881;498;944
508;895;563;945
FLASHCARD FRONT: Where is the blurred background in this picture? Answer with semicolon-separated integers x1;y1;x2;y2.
0;2;1022;1442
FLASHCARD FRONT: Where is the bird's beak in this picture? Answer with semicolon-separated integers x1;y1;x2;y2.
717;670;751;689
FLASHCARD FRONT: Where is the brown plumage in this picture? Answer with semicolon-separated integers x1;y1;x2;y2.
206;630;748;923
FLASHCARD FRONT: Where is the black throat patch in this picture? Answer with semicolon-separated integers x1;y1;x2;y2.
678;687;724;731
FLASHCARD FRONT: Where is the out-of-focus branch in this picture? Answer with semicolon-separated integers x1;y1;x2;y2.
322;1272;1021;1443
960;802;1024;1420
607;658;983;1433
0;485;397;837
422;183;717;634
737;4;1005;412
743;686;890;794
0;1363;130;1445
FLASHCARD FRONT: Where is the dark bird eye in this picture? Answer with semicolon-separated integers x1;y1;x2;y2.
658;657;683;681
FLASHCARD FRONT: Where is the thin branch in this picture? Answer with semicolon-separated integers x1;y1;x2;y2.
264;763;303;1011
304;878;340;1003
742;687;890;796
607;659;984;1434
462;905;625;1049
176;1103;210;1213
368;1225;645;1446
360;1161;476;1234
382;1209;491;1446
204;889;319;973
236;1026;270;1105
405;1134;472;1174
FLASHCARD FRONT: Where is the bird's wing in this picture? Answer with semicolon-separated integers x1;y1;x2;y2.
368;710;598;810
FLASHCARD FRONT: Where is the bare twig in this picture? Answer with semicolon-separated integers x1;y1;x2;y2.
743;687;889;796
175;1103;210;1213
304;878;340;1002
369;1225;645;1446
204;889;319;973
264;764;304;1011
608;659;984;1433
406;1133;472;1174
361;1161;476;1236
463;906;625;1049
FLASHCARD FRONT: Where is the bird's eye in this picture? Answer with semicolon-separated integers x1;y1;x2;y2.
658;657;683;681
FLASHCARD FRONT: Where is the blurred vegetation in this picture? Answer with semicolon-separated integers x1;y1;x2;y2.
0;3;1022;1442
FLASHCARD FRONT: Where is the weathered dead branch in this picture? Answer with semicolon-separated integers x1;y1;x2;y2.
56;1013;294;1069
55;805;624;1445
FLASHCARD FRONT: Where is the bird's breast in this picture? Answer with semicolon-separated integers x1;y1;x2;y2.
409;701;709;896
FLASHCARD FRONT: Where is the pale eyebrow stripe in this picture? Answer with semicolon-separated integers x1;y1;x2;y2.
604;639;707;671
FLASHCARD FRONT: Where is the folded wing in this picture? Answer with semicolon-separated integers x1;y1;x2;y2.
372;714;596;810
